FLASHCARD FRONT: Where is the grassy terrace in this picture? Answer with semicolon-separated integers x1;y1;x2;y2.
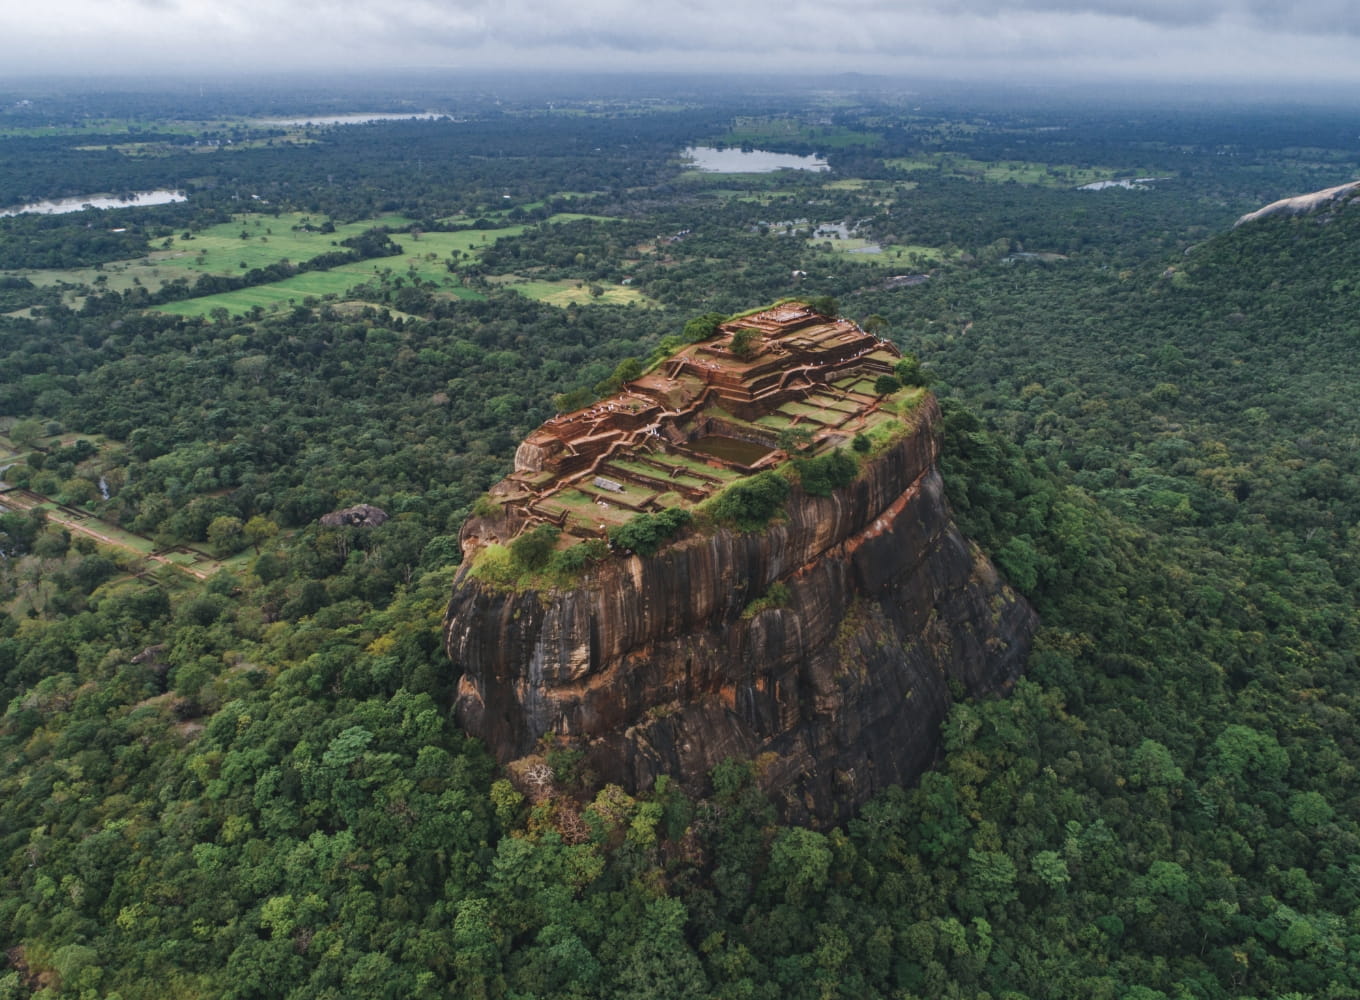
469;305;923;579
814;399;867;417
781;399;847;420
755;412;800;431
629;450;743;483
604;456;714;488
540;491;637;528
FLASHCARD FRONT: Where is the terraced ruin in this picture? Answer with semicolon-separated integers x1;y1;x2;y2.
447;304;1036;823
486;303;904;539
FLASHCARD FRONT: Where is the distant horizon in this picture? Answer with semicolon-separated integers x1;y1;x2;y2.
5;0;1360;93
0;69;1357;111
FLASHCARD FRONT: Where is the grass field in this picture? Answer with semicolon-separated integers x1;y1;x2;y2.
2;211;417;306
718;117;880;149
811;239;952;266
6;208;626;316
0;118;238;139
150;213;618;316
151;212;419;276
884;154;1134;187
488;277;653;308
72;135;316;157
154;272;392;317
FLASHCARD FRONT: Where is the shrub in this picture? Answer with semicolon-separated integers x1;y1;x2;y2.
895;355;932;386
682;311;727;341
509;523;560;571
707;471;791;530
729;328;759;359
611;507;692;556
471;493;500;518
468;544;519;587
742;581;792;618
547;539;608;575
806;295;839;317
794;449;859;497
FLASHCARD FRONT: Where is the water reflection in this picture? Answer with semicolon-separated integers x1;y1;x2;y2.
683;146;829;173
0;189;186;217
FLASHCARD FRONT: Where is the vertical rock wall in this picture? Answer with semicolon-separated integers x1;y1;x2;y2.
445;398;1037;825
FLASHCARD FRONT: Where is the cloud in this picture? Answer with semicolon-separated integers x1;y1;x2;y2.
2;0;1359;83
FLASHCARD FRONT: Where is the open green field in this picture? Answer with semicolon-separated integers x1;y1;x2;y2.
147;213;611;316
72;135;316;156
717;117;880;149
4;262;171;301
151;212;418;275
154;272;383;317
811;237;879;252
5;207;625;316
0;118;243;139
489;277;653;308
2;211;417;306
884;153;1134;187
666;190;799;207
4;211;618;306
812;240;952;266
154;270;486;318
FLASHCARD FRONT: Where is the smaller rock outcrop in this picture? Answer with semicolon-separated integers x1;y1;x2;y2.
319;504;389;528
1235;180;1360;227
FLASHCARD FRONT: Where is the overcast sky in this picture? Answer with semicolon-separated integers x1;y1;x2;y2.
4;0;1360;86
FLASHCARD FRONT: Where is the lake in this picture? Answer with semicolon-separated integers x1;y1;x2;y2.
0;189;186;217
683;146;829;173
260;113;446;127
1079;177;1165;191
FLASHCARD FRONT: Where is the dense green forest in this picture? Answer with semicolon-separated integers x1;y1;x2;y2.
1;80;1359;998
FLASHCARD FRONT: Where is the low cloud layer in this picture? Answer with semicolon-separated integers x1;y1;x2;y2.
4;0;1359;84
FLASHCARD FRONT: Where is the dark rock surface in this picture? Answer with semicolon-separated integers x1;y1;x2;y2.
318;504;389;528
445;397;1037;826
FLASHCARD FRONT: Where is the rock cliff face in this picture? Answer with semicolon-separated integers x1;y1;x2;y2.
445;397;1037;825
1234;179;1360;227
